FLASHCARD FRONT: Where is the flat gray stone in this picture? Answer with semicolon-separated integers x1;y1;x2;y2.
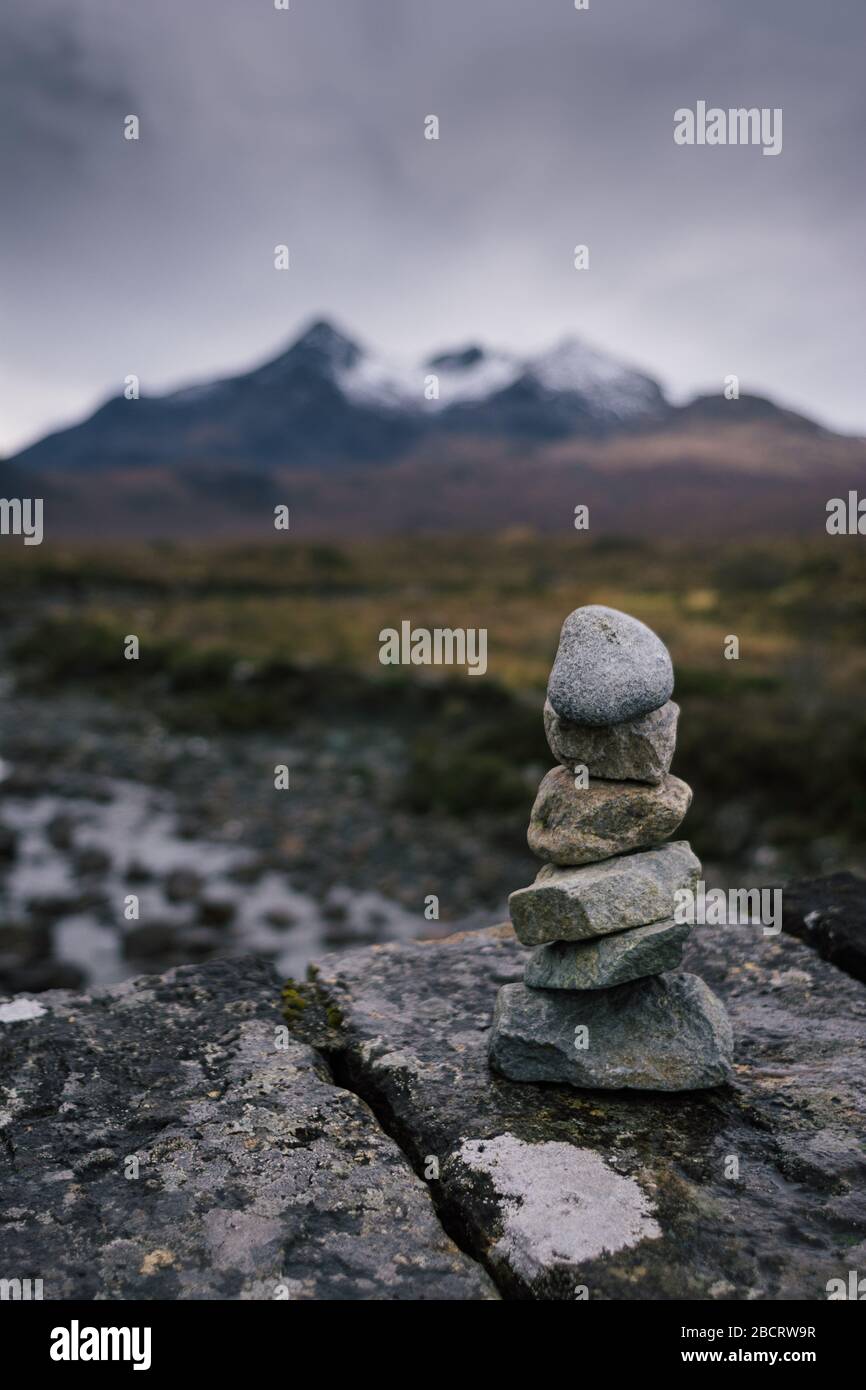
509;840;700;946
547;605;674;726
527;766;692;866
295;895;866;1298
488;974;733;1091
524;917;690;990
544;698;678;785
0;957;496;1300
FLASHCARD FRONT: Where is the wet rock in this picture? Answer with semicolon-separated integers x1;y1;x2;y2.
46;813;75;851
302;900;866;1298
543;699;678;785
125;860;154;883
0;766;44;796
324;922;378;949
0;960;85;992
174;927;221;960
527;766;691;866
509;841;700;946
122;923;179;959
265;907;298;929
0;822;17;862
165;868;202;903
228;859;267;885
72;844;111;877
27;890;106;920
547;606;673;727
198;898;236;928
0;921;52;962
524;918;689;990
489;973;733;1091
0;957;496;1300
781;872;866;984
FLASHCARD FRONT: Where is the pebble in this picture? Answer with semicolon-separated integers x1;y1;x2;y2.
508;841;700;946
527;766;692;866
547;606;673;726
524;918;690;991
543;698;678;785
489;973;733;1091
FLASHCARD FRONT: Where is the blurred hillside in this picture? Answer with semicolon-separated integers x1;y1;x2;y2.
2;532;865;876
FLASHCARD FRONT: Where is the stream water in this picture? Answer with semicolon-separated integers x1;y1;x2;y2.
0;766;432;989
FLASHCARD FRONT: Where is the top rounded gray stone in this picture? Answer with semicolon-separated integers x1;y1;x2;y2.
547;605;674;726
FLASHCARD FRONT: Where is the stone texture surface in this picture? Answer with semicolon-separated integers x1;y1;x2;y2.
524;918;690;990
527;766;692;866
547;605;674;726
295;904;866;1300
0;957;496;1300
544;698;679;785
4;875;866;1302
509;840;700;946
489;973;733;1091
781;872;866;984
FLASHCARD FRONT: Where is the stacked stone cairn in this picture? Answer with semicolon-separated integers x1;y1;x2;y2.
489;605;733;1091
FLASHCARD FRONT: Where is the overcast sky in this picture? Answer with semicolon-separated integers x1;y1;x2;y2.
2;0;865;453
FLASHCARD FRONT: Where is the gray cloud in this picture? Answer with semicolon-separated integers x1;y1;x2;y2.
2;0;865;452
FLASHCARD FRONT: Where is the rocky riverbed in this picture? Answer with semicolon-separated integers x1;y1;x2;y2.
0;678;525;993
0;673;799;996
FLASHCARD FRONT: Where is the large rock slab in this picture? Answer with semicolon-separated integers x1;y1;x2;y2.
0;957;495;1300
527;766;692;866
547;605;674;726
509;840;700;945
544;698;679;785
781;872;866;984
524;917;689;990
298;898;866;1300
488;973;733;1091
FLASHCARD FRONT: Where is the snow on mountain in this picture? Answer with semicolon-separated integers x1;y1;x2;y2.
427;347;521;408
143;319;664;422
334;326;663;420
335;350;426;410
9;317;672;476
336;340;520;412
524;337;664;421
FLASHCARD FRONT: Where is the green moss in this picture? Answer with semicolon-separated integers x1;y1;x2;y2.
281;974;344;1042
280;980;308;1025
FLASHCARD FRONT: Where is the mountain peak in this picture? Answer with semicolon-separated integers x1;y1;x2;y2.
290;318;362;367
523;335;668;421
427;345;487;371
11;318;675;474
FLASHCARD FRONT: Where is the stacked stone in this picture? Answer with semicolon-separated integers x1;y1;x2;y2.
489;605;733;1091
